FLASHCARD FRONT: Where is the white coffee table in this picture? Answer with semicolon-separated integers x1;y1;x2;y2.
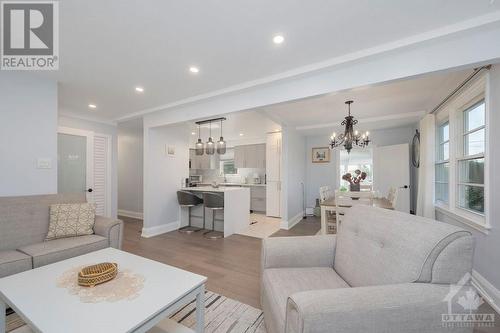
0;248;207;333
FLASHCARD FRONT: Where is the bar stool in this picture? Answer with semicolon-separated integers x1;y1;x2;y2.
177;190;204;233
202;192;224;239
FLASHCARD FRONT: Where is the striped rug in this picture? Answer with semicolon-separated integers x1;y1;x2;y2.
6;291;266;333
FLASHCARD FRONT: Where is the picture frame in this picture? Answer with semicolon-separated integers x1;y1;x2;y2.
312;147;330;163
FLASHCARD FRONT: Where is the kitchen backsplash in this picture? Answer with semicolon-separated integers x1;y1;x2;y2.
190;168;266;184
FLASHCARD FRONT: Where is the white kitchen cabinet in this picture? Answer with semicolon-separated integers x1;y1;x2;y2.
266;181;281;217
190;149;219;170
250;186;266;212
234;145;246;168
266;132;282;217
234;144;266;168
255;144;266;169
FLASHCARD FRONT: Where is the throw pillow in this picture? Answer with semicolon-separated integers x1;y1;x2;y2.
46;203;96;240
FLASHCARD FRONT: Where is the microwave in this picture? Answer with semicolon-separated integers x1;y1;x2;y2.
189;175;202;183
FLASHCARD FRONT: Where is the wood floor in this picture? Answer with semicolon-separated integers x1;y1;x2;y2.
121;215;321;309
122;216;500;333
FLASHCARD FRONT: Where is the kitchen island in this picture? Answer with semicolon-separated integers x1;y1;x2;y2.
179;186;250;237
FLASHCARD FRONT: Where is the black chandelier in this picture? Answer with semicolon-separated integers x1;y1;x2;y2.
329;100;370;153
195;117;227;155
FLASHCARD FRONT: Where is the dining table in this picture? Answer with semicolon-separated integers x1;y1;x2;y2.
319;197;394;235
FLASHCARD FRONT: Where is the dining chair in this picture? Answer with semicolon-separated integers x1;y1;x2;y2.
335;190;375;224
319;186;333;203
387;187;398;209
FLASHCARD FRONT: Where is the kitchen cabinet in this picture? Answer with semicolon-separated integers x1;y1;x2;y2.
234;144;266;169
189;149;219;170
266;132;282;217
250;186;266;212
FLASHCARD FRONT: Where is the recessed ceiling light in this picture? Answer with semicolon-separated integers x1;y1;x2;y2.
189;66;199;74
135;86;144;93
273;35;284;44
88;104;97;110
239;133;244;136
191;132;196;135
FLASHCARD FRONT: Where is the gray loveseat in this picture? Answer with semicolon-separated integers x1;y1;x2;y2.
262;206;475;333
0;194;123;278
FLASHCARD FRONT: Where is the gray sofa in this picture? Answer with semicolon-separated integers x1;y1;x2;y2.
262;206;475;333
0;194;123;278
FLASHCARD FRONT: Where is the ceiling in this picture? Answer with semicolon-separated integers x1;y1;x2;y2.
187;110;280;147
39;0;500;121
257;68;472;136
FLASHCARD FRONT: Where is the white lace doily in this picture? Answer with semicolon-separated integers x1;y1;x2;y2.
56;264;145;303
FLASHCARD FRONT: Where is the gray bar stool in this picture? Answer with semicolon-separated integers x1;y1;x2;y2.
177;190;204;233
203;192;224;239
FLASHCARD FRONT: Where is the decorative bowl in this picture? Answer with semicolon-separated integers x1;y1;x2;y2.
78;262;118;287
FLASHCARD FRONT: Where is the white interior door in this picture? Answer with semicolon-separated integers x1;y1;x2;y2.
373;143;410;213
58;127;94;203
58;128;112;217
93;134;112;217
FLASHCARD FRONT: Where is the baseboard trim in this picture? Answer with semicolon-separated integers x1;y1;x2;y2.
472;269;500;314
118;209;143;220
141;221;179;238
280;211;305;230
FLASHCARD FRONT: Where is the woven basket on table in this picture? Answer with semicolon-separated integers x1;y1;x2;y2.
78;262;118;287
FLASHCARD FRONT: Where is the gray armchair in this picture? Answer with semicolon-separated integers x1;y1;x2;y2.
261;206;475;333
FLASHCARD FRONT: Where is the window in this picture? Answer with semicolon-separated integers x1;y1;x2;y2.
435;122;449;203
457;100;485;214
339;149;373;188
433;75;489;232
220;160;237;175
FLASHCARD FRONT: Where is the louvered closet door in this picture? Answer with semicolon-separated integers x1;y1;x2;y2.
93;135;109;217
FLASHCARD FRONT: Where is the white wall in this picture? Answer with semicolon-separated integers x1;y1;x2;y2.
143;123;190;234
58;115;118;218
118;119;144;216
0;73;58;196
304;136;338;209
283;127;307;228
305;125;417;209
436;65;500;298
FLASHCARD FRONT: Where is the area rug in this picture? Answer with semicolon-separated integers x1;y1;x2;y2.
6;291;266;333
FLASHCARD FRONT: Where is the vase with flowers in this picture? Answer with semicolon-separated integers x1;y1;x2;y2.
342;169;367;192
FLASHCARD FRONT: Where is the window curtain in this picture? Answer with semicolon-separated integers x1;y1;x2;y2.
416;114;436;219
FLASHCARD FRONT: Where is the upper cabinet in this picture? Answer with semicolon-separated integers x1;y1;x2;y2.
189;149;219;170
234;144;266;169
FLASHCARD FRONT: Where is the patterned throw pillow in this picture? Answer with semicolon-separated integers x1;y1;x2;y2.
46;203;96;240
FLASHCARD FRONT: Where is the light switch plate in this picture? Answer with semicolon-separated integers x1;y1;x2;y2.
36;158;52;169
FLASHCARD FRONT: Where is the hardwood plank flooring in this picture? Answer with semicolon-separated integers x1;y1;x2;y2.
121;215;320;309
121;215;499;333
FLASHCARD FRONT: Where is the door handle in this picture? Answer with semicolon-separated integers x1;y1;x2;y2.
400;185;409;189
87;188;93;193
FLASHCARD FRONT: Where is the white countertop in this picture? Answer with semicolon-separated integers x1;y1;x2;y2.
181;186;250;192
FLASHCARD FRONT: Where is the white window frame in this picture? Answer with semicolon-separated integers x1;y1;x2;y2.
456;97;486;217
433;75;491;234
435;121;449;205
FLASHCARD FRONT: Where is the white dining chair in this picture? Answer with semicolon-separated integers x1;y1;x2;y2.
387;187;398;209
319;186;333;203
335;190;375;224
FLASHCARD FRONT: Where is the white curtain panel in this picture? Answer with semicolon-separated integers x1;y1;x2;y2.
416;114;436;219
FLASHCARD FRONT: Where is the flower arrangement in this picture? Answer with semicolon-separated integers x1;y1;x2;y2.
342;169;367;191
